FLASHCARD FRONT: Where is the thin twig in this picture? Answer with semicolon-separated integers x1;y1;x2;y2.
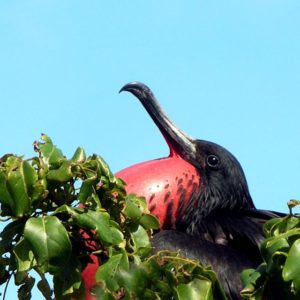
3;272;12;300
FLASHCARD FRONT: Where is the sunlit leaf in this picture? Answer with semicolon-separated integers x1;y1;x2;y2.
47;160;73;182
4;157;38;216
283;239;300;291
176;278;213;300
123;196;142;220
39;134;64;167
55;206;124;245
24;216;72;274
71;147;86;163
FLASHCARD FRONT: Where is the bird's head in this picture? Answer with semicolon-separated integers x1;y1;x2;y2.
116;82;254;230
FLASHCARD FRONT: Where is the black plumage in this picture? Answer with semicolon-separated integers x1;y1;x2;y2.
120;82;283;300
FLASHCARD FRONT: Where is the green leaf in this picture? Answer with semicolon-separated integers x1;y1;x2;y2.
15;271;29;285
55;206;124;245
123;197;143;220
240;268;256;291
176;278;213;300
261;236;290;265
71;147;86;163
240;266;266;297
24;216;72;274
13;239;36;272
139;214;160;230
263;217;285;237
282;239;300;291
78;177;97;203
110;248;129;272
265;216;300;237
39;134;64;167
0;171;13;209
116;267;149;298
47;160;74;182
130;225;151;256
95;254;123;291
96;155;114;181
3;157;38;216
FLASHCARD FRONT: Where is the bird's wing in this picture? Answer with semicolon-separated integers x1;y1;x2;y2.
152;230;254;300
152;210;284;299
193;209;285;248
231;209;285;246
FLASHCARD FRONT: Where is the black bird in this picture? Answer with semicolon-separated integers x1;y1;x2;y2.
117;82;283;299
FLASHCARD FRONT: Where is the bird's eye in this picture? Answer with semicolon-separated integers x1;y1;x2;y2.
206;155;220;169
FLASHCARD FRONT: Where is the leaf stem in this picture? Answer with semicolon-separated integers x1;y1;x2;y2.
2;271;12;300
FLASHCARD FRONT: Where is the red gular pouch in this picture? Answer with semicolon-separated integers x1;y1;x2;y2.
116;153;200;229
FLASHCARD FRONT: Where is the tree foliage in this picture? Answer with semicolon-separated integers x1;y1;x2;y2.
0;136;299;299
241;200;300;300
0;135;226;299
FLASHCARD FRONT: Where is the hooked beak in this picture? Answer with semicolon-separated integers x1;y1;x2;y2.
119;82;196;161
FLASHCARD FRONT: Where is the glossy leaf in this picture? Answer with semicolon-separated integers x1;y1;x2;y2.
55;205;124;245
95;254;123;291
96;155;114;181
261;236;290;265
71;147;86;163
24;216;72;274
116;267;149;298
176;278;213;300
130;224;151;255
240;266;266;298
3;157;37;216
241;206;300;299
123;196;142;220
38;134;64;167
47;160;74;182
78;177;96;203
282;239;300;291
139;214;160;230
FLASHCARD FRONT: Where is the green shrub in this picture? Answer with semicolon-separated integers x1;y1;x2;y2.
0;135;226;299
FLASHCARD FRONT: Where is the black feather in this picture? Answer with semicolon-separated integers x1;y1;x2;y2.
153;141;284;299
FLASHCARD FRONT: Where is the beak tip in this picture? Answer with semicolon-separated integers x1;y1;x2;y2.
119;81;150;94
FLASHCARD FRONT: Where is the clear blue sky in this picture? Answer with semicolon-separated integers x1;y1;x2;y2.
0;1;299;298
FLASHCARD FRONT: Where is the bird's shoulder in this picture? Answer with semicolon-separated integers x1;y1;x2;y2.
188;208;284;249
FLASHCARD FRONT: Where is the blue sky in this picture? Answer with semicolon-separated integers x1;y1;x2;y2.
0;1;299;298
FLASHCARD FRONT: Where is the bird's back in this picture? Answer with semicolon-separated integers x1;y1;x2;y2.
152;209;284;300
